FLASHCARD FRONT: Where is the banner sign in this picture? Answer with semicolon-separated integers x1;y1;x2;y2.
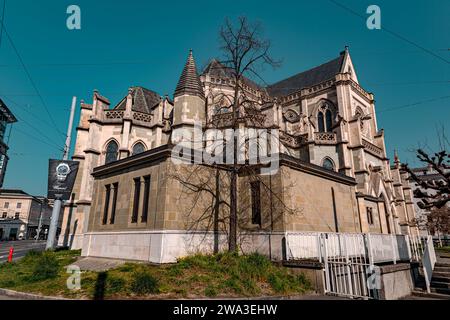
47;159;79;200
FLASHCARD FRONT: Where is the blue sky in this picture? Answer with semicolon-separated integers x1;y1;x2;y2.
0;0;449;196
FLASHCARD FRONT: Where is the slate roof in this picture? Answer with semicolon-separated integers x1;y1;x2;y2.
174;50;204;98
114;86;161;114
266;53;345;97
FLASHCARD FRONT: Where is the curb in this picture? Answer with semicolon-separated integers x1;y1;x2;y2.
0;288;70;300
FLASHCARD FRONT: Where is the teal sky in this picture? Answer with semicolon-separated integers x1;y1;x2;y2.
0;0;449;196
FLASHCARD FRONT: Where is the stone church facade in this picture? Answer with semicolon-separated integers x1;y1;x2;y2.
59;48;418;263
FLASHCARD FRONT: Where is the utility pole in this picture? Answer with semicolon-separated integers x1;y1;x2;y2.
46;96;76;250
35;198;44;242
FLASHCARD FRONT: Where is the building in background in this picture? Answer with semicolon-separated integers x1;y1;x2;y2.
0;189;55;241
0;99;17;188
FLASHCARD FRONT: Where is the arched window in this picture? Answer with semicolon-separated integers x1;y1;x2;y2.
322;157;335;171
325;110;333;132
105;140;119;164
132;142;146;156
318;112;325;132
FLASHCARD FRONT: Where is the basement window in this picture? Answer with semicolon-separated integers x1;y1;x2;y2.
131;178;141;223
250;181;261;226
367;207;374;225
102;185;111;225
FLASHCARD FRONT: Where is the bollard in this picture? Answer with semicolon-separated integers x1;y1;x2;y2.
7;247;14;263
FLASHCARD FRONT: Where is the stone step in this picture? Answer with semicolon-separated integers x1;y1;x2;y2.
431;281;450;289
432;271;450;278
435;262;450;267
412;290;450;300
434;266;450;273
431;287;450;295
432;276;450;283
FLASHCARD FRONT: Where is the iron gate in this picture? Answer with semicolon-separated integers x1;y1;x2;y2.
319;233;377;299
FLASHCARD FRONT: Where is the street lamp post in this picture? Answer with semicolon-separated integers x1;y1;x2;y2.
45;97;76;250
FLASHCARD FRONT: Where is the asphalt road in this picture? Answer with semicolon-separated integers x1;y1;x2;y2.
0;240;46;264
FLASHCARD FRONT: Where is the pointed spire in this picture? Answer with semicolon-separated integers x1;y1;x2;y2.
394;149;400;166
174;49;204;99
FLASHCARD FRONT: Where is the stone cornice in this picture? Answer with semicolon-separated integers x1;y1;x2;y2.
92;145;172;178
279;154;357;186
84;148;101;155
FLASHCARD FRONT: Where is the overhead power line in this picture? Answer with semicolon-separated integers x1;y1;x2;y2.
327;0;450;65
0;20;65;139
11;127;64;152
377;95;450;114
2;96;67;144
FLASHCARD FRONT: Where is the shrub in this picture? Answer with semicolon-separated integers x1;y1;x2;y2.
106;276;126;294
130;270;159;295
30;252;60;281
267;272;287;293
204;285;217;297
24;250;41;259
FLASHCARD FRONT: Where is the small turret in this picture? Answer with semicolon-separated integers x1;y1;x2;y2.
173;50;205;128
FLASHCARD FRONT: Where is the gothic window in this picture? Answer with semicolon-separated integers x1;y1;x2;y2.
105;140;119;164
322;157;335;171
325;110;333;132
317;101;335;133
132;142;146;156
318;112;325;132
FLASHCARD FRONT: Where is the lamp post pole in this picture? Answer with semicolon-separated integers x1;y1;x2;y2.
46;96;76;250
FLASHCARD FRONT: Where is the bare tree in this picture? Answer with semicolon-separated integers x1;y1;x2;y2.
217;17;281;251
403;148;449;210
167;17;301;254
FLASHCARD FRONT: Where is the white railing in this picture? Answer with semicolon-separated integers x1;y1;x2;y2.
285;231;431;299
422;236;437;293
285;231;412;264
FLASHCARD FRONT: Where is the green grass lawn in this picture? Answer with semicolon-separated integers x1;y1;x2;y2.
0;250;312;299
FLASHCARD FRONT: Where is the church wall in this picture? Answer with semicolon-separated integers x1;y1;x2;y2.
309;145;339;169
364;199;383;233
282;166;359;233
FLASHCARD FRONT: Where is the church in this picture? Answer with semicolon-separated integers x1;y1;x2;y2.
58;47;418;263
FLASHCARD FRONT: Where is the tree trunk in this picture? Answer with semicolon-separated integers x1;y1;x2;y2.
229;169;238;252
214;169;220;254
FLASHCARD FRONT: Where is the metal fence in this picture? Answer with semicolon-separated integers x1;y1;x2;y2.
285;232;412;264
284;231;429;299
